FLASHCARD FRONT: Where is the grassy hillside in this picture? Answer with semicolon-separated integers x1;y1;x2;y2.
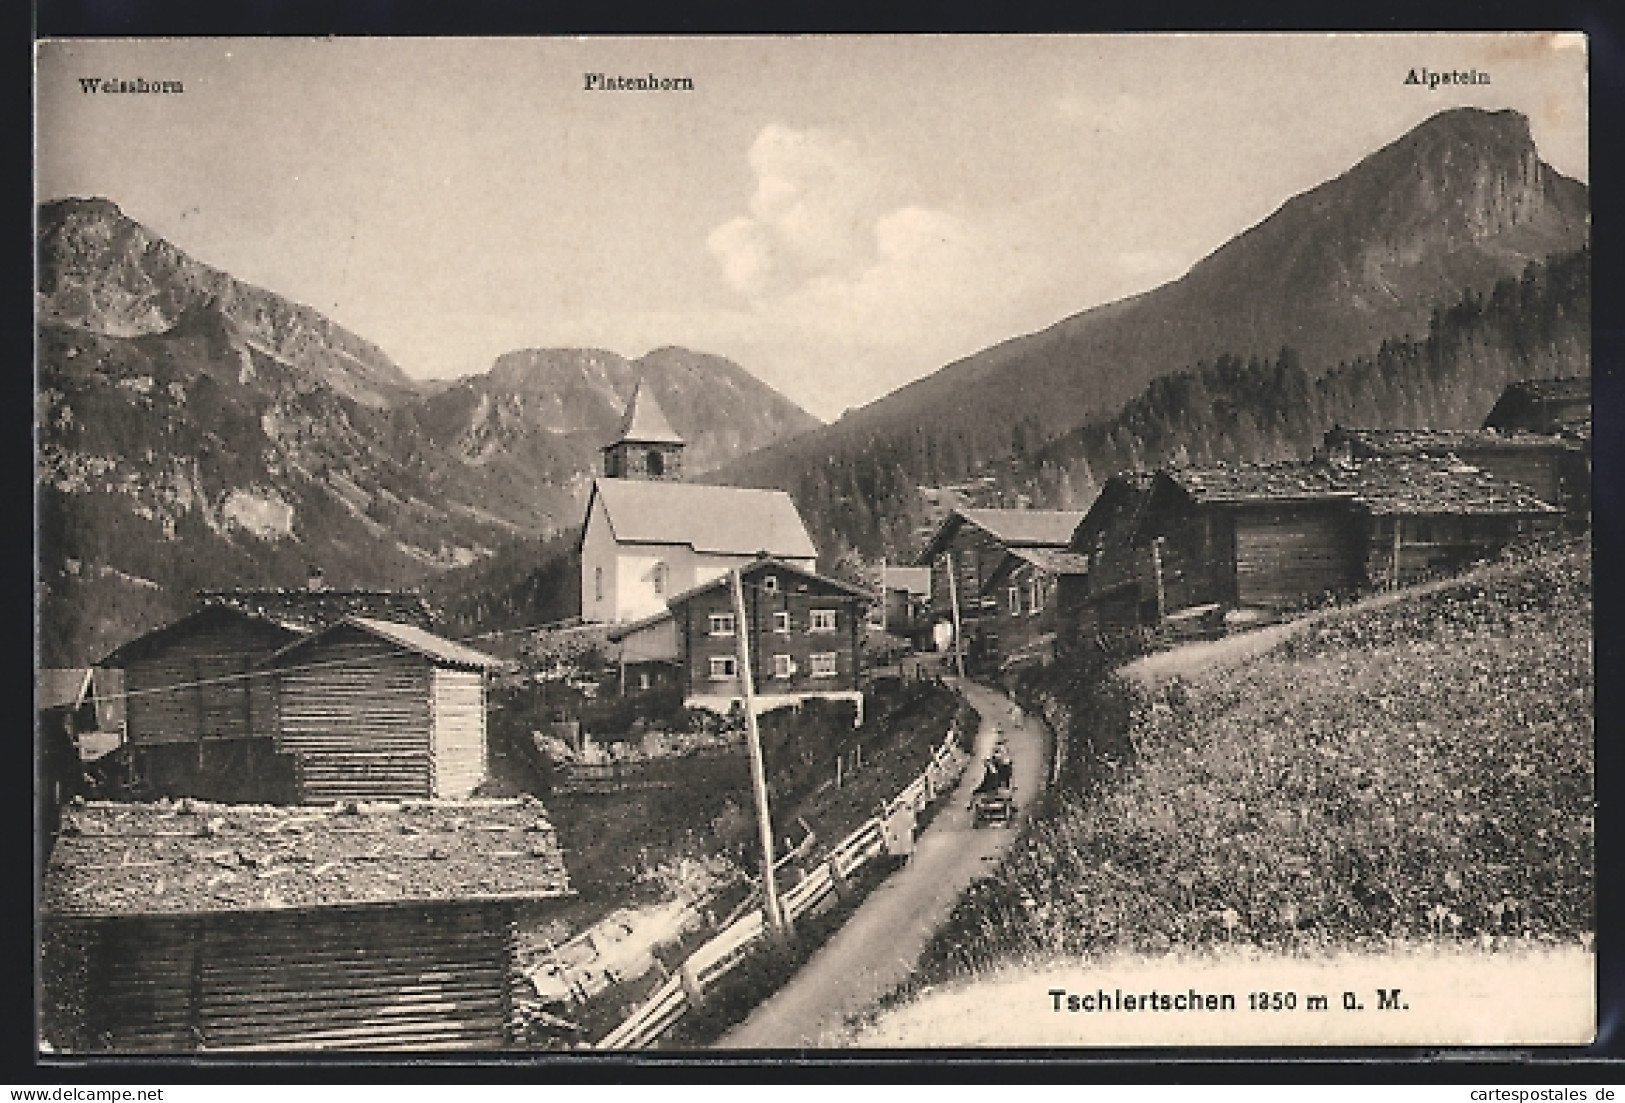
907;541;1592;988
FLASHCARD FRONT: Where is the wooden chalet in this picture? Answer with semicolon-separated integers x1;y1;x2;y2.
1121;456;1561;626
41;797;572;1052
96;590;442;803
611;558;871;722
977;548;1091;665
914;508;1085;660
1483;377;1591;435
266;617;505;803
1323;425;1590;522
1068;472;1158;632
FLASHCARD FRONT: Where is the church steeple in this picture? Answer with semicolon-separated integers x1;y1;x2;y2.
602;381;685;480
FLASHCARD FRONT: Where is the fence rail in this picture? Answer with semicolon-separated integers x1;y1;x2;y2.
594;730;967;1050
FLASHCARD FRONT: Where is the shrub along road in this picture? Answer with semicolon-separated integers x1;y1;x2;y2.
719;679;1050;1049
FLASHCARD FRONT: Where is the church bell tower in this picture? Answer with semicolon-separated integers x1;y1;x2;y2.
602;381;685;481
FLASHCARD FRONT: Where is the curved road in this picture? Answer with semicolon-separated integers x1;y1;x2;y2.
720;679;1050;1050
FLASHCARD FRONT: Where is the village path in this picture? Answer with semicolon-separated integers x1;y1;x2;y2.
719;678;1050;1050
1121;570;1491;689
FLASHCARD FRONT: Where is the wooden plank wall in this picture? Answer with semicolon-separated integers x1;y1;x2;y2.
431;668;486;799
1233;506;1360;608
124;620;290;746
55;904;516;1052
276;635;432;802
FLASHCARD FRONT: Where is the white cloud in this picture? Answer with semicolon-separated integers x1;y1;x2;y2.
702;124;1061;412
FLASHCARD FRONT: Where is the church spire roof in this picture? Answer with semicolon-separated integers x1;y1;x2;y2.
613;380;685;445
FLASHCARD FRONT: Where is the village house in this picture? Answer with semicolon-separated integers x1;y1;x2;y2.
609;557;870;722
915;507;1086;660
1068;471;1158;632
578;384;818;625
40;797;571;1052
1098;456;1562;629
1483;376;1591;435
977;547;1092;665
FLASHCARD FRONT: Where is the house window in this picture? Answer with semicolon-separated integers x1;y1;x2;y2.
708;613;736;636
709;656;737;680
595;566;604;602
772;654;794;679
652;562;668;596
762;575;778;593
1008;586;1021;616
809;653;838;678
809;609;837;633
637;671;652;691
1029;580;1043;615
646;449;665;477
773;611;792;634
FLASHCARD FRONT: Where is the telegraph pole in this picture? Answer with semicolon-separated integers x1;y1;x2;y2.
942;551;966;679
730;568;785;934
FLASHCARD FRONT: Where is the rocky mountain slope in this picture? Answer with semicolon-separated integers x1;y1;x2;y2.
36;200;819;666
720;108;1589;544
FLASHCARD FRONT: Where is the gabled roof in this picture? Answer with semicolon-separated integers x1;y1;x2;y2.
609;380;684;446
606;608;675;643
916;507;1086;563
586;478;818;560
197;589;437;632
1162;457;1561;516
268;616;507;671
1324;426;1583;457
43;797;572;917
38;668;93;712
980;548;1091;596
665;557;873;608
99;604;309;668
1483;377;1591;434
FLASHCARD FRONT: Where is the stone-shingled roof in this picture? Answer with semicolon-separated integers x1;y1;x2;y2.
1164;457;1561;516
1325;426;1584;456
43;797;572;917
196;589;436;632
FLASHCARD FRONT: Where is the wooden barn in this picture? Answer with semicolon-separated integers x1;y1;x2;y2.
40;797;572;1052
267;617;505;803
1483;377;1591;435
915;507;1085;662
98;604;305;802
977;548;1091;665
1069;472;1158;633
1322;425;1590;522
1129;457;1562;623
95;590;441;803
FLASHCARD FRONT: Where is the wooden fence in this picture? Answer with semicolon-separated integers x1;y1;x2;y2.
594;730;967;1049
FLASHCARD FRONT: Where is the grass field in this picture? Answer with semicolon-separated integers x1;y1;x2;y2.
901;541;1593;989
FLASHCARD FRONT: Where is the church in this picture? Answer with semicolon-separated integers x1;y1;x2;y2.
578;383;819;624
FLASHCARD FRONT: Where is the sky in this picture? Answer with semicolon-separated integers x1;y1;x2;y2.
36;34;1588;421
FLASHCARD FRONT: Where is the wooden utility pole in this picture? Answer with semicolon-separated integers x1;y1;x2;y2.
730;568;785;934
1151;536;1167;624
942;551;966;679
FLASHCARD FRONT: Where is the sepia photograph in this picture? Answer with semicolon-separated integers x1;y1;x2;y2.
33;33;1592;1056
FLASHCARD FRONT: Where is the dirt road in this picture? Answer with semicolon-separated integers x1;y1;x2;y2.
719;679;1049;1050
